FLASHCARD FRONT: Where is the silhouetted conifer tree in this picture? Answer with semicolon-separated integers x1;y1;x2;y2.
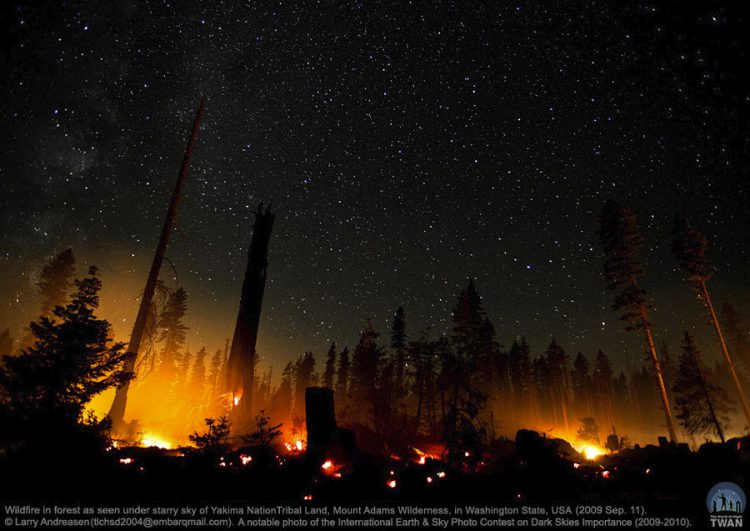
390;306;408;427
443;281;489;469
0;266;132;451
509;338;533;424
335;347;350;420
673;332;733;443
593;350;615;429
571;352;593;418
156;287;189;379
323;342;336;389
271;361;293;424
190;347;208;400
349;321;385;441
545;339;571;434
292;352;316;427
37;248;76;316
208;348;226;403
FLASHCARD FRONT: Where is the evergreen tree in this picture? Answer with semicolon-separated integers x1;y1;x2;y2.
545;339;571;434
175;346;193;397
593;350;615;428
242;410;282;449
598;200;677;441
292;352;316;426
672;214;750;425
271;361;293;424
349;321;385;434
571;352;592;418
189;416;231;456
156;287;189;378
673;332;733;442
208;348;226;403
190;347;208;399
37;248;76;316
509;338;533;424
391;306;407;352
335;347;350;412
390;306;408;425
0;267;132;449
323;342;336;389
443;281;489;469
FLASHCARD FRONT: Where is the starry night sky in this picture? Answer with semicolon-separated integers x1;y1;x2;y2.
1;1;749;371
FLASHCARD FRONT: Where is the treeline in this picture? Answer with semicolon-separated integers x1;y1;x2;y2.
244;285;748;461
1;200;749;461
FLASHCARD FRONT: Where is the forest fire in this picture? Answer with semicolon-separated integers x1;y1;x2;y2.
284;440;305;453
413;447;439;465
578;444;606;461
140;433;172;449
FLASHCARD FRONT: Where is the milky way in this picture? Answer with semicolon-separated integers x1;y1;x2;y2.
1;1;748;370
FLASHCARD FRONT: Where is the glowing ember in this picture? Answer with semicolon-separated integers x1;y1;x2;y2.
295;440;304;451
321;460;333;470
387;479;397;489
436;471;446;478
464;451;470;457
233;396;239;406
426;476;433;484
118;457;134;465
303;494;313;501
240;454;253;466
573;462;581;469
602;470;611;479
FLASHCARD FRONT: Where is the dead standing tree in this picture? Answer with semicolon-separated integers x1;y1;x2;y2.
108;97;205;433
227;203;275;433
672;214;750;426
598;200;678;442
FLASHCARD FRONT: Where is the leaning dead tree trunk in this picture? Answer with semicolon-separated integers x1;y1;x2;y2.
699;280;750;426
638;294;678;444
227;203;275;433
108;97;205;432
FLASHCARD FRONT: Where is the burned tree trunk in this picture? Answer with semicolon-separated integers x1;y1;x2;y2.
306;387;337;450
227;203;275;432
108;97;205;433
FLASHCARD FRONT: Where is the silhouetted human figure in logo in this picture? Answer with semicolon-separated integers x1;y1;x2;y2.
720;493;728;511
713;500;717;513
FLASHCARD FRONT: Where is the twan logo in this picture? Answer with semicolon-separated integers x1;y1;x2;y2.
707;482;745;528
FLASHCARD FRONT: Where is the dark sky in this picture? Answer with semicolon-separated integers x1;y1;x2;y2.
1;1;748;372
